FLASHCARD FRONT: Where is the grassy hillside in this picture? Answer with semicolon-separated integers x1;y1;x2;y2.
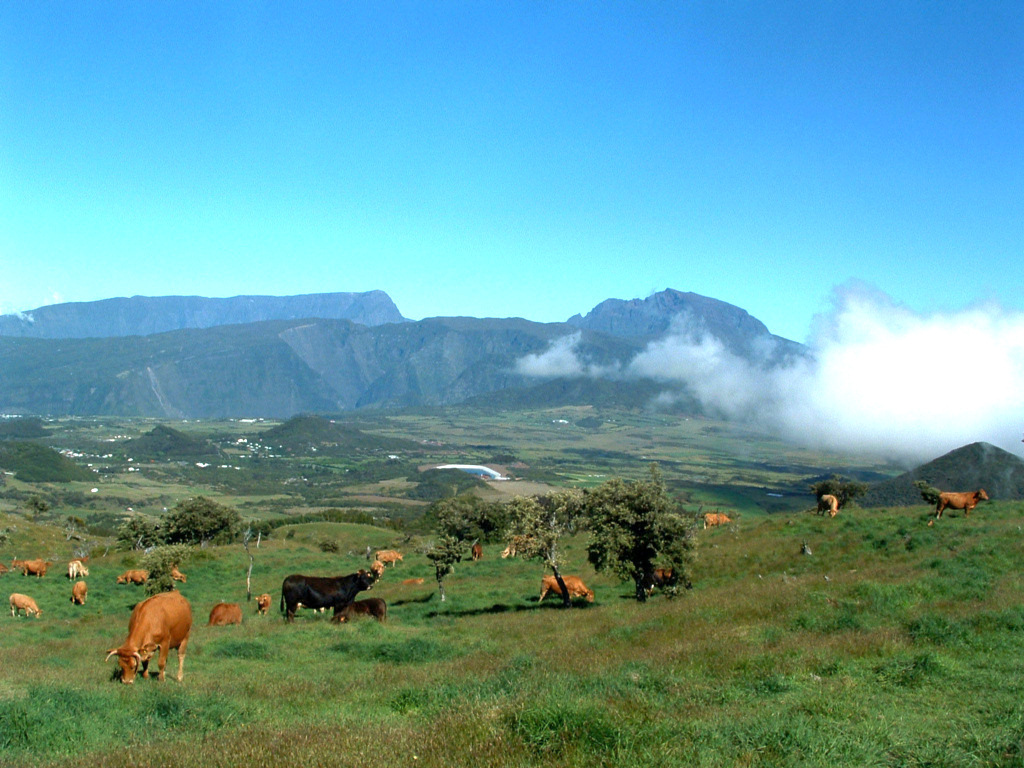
3;499;1024;767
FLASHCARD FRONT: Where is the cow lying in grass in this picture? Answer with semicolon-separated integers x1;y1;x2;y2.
331;597;388;624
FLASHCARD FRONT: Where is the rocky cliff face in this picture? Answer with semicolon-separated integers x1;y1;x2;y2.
0;291;406;339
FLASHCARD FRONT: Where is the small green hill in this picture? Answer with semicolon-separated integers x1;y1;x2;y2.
129;424;222;460
0;441;95;482
0;416;49;439
863;442;1024;507
259;414;418;455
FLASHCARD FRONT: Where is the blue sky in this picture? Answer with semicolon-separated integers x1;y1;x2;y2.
1;1;1021;343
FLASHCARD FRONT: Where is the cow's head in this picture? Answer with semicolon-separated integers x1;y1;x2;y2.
106;648;143;684
355;570;375;591
978;489;990;501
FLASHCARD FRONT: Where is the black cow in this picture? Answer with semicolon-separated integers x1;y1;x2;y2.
280;570;375;622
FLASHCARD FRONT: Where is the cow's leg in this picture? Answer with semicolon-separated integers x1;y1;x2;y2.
176;638;188;682
538;586;548;603
155;644;169;682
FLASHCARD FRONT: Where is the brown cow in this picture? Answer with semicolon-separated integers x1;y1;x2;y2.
816;494;840;517
10;592;42;618
370;560;385;580
935;489;989;519
645;567;678;596
538;575;594;603
374;550;403;567
471;542;483;561
21;559;52;577
106;590;193;683
170;566;187;583
332;597;388;624
401;577;425;586
208;602;243;626
255;593;272;615
0;562;8;576
71;581;88;605
703;512;732;529
68;560;89;579
117;570;149;585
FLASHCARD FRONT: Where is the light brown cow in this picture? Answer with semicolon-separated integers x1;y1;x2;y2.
106;590;193;683
255;593;272;615
500;535;534;559
374;550;404;567
71;581;88;605
21;559;52;577
332;597;388;624
10;592;42;618
170;566;187;583
68;560;89;579
471;542;483;561
816;494;840;517
703;512;732;529
208;602;243;626
401;577;425;586
117;570;149;585
370;560;385;580
935;489;989;519
538;575;594;603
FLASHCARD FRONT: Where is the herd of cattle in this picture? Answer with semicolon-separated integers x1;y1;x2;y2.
4;487;992;683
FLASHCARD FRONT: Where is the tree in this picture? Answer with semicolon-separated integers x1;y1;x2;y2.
914;479;941;506
585;466;696;602
503;489;586;607
422;534;463;602
162;496;240;545
810;475;869;510
116;516;161;551
140;544;192;596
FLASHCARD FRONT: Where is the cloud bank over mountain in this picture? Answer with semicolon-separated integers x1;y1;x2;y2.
519;282;1024;463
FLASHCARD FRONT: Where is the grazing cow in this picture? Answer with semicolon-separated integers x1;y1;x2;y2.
500;535;534;559
370;560;385;580
703;512;732;529
170;565;187;583
21;559;52;577
117;570;149;585
10;558;27;573
71;581;88;605
935;489;990;519
471;542;483;561
68;560;89;579
332;597;388;624
208;602;243;626
538;575;595;603
280;570;376;622
106;590;193;684
255;593;272;615
645;567;678;596
401;577;425;586
816;494;840;518
10;592;42;618
0;562;8;576
374;550;403;567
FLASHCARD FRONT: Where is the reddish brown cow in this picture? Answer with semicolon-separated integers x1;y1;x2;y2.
106;590;193;683
374;550;404;567
71;581;88;605
170;566;187;583
208;602;243;626
538;575;594;603
471;542;483;561
255;593;272;615
332;597;388;624
117;570;149;585
703;512;732;529
21;559;52;577
935;489;990;519
10;592;42;618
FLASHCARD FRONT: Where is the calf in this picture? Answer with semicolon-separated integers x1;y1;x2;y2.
71;580;88;605
10;592;42;618
332;597;388;624
935;489;989;518
208;602;243;626
255;593;272;615
538;575;594;603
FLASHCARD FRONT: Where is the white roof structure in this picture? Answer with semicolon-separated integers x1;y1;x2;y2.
436;464;508;480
